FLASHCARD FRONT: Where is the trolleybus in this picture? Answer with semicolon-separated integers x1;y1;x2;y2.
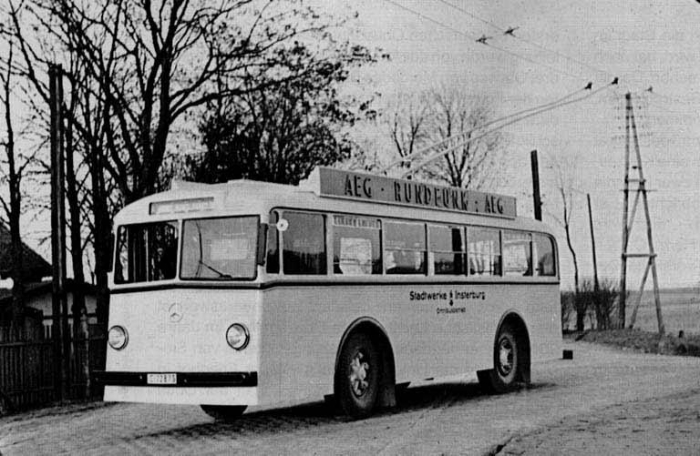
97;167;561;419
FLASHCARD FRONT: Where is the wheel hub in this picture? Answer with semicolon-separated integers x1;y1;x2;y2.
349;351;370;397
498;338;514;376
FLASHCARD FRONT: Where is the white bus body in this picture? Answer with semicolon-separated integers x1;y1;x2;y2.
99;168;561;417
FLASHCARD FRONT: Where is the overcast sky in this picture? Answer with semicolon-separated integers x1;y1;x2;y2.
335;0;700;290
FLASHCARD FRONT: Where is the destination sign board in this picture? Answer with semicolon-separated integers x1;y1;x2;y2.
303;168;517;219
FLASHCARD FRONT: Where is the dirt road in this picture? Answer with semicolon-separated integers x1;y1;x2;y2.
1;341;699;455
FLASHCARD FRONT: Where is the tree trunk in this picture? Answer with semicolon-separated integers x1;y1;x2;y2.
3;45;25;341
65;112;90;397
89;144;111;339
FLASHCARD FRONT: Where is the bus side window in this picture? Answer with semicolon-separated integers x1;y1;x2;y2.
266;211;280;274
281;211;327;275
534;233;556;276
429;225;465;275
332;215;382;275
467;227;502;276
503;230;532;276
385;221;426;275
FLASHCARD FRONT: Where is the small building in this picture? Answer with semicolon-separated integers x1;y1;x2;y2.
0;223;97;338
0;280;98;338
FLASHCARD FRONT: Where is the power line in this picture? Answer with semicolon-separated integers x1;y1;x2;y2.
402;82;615;177
435;0;614;79
382;83;595;173
382;0;586;82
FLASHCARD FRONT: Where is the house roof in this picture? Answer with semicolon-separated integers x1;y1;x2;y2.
0;222;52;282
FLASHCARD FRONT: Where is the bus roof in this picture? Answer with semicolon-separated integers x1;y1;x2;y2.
113;168;554;234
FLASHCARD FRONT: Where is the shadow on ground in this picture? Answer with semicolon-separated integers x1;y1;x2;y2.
136;380;555;442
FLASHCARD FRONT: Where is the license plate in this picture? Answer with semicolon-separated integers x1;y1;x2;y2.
147;373;177;385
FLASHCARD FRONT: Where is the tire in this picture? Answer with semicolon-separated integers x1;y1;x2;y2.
478;323;525;394
200;405;247;422
335;332;381;418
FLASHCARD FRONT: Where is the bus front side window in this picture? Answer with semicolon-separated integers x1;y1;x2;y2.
467;227;501;276
181;217;258;280
281;211;327;275
114;221;178;284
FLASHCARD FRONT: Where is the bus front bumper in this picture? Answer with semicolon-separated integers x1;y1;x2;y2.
95;371;259;405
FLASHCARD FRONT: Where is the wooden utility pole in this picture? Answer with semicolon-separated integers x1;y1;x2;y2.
620;92;664;334
50;64;68;400
530;150;542;221
587;194;599;291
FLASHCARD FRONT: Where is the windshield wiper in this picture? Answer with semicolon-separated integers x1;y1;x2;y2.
197;260;233;279
193;221;233;279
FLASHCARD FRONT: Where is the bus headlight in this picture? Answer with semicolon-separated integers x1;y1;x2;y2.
108;325;129;350
226;323;249;350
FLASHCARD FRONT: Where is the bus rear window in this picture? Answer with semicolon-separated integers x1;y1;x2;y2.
115;221;179;284
181;217;258;280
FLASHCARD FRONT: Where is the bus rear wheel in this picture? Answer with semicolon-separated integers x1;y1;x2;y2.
478;323;525;394
336;332;380;418
200;405;247;422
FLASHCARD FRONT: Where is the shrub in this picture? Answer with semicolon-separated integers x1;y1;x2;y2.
561;278;623;331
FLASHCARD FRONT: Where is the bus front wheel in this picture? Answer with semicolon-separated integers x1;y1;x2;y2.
478;323;525;394
336;332;380;418
200;405;247;422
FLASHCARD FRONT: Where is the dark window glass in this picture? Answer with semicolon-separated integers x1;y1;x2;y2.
333;215;382;275
115;221;178;284
180;217;258;280
503;230;532;276
534;233;556;276
429;225;465;275
385;221;426;275
282;211;327;275
467;227;501;276
266;211;280;273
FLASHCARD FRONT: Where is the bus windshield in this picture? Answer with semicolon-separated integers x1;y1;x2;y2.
180;216;258;280
114;216;258;284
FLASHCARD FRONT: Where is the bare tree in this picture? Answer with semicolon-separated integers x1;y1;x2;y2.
0;41;43;339
385;92;430;174
549;153;583;330
422;87;505;189
382;87;505;187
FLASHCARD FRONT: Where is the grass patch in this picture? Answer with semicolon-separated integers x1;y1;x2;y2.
569;328;700;357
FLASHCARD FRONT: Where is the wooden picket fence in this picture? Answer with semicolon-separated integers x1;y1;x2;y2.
0;335;105;412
